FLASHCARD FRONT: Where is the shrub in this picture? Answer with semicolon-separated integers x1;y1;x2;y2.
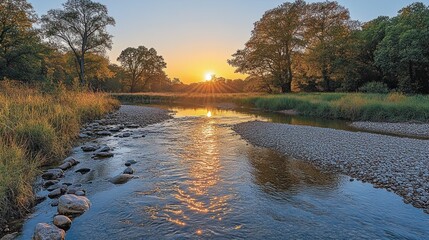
358;82;389;94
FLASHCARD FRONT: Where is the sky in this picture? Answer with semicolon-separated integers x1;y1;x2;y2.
28;0;428;83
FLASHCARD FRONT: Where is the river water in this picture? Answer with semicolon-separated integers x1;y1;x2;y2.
19;105;429;239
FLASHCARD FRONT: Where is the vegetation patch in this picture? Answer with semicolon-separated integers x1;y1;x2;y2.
0;82;119;225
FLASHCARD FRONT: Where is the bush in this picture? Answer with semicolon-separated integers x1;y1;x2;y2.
358;81;389;94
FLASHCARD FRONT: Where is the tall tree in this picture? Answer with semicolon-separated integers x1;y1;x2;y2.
0;0;41;81
41;0;115;86
228;0;307;93
304;1;355;91
375;2;429;93
117;46;167;93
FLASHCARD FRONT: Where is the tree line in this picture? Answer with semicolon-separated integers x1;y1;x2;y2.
229;0;429;94
0;0;170;92
1;0;428;94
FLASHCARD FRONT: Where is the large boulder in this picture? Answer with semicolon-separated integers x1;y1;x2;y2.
53;215;72;230
58;194;91;215
32;223;65;240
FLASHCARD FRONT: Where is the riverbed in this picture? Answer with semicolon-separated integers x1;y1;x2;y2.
19;105;429;239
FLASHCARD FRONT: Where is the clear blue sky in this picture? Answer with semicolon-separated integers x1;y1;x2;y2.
28;0;428;83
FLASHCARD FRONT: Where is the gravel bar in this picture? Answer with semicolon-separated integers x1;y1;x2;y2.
234;121;429;213
106;105;172;126
351;122;429;138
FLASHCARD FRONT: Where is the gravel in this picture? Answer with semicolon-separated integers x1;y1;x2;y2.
351;122;429;138
233;121;429;212
106;105;172;126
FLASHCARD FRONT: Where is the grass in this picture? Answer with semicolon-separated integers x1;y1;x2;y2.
239;93;429;122
113;92;429;122
0;81;119;226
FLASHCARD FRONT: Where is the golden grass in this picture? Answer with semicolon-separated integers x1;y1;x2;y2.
0;81;119;224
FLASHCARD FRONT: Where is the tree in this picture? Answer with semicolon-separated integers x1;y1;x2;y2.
117;46;167;92
41;0;115;86
375;2;429;93
304;1;355;91
228;0;307;93
0;0;41;81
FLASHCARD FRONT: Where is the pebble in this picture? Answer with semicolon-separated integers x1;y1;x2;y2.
234;121;429;211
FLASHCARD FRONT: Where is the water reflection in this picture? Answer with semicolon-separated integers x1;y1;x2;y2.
247;148;339;195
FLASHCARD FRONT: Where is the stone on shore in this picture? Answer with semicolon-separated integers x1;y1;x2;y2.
58;194;91;215
32;223;65;240
42;169;64;181
95;152;114;158
75;168;91;175
123;167;134;175
81;144;100;152
48;187;66;199
109;174;133;184
53;215;72;230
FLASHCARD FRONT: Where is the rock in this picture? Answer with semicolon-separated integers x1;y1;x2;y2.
95;152;114;158
51;199;59;207
58;162;72;171
126;160;137;165
32;223;65;240
96;131;112;136
62;183;73;187
63;157;79;166
109;126;121;132
58;194;91;215
47;184;61;192
123;167;134;175
109;174;133;184
126;124;140;129
1;232;18;240
42;169;64;180
53;215;72;230
43;180;59;188
119;132;131;138
75;190;86;196
79;133;90;139
125;162;131;167
95;145;110;153
75;168;91;175
35;194;47;204
48;187;66;199
81;144;100;152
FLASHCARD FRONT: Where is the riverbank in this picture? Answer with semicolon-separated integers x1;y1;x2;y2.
351;122;429;138
233;121;429;213
112;92;429;123
0;84;119;237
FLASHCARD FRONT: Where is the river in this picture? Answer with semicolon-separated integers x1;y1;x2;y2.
19;105;429;239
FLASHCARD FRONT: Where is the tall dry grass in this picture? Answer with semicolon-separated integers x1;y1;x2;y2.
0;81;119;225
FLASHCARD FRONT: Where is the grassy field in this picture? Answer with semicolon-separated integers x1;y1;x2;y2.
0;82;119;225
113;92;429;122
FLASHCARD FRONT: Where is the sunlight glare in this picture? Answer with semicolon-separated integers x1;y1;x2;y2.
205;72;214;81
207;111;212;118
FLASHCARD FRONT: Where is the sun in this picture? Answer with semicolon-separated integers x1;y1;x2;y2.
204;72;214;81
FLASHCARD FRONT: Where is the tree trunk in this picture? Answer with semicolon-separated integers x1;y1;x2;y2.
280;82;291;93
322;67;331;92
79;56;85;86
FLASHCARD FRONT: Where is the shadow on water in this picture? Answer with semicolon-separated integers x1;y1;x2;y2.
18;104;429;240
